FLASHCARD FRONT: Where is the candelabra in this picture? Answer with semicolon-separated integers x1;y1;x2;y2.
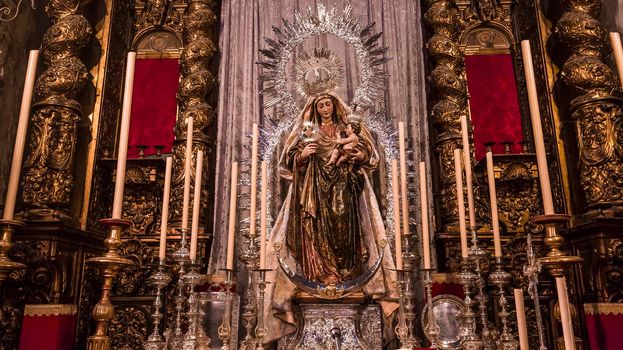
0;219;25;282
144;260;172;350
394;268;409;349
182;261;206;350
86;218;134;350
489;257;517;350
218;269;235;350
454;252;481;350
531;214;582;349
239;231;260;349
400;232;421;348
254;268;271;349
422;269;440;347
166;228;192;349
523;233;547;350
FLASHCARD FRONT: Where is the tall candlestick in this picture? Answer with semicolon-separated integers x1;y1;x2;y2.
514;288;529;350
398;122;409;238
610;32;623;89
226;162;239;270
391;159;403;270
521;40;555;215
190;150;204;262
259;161;268;269
249;124;259;238
460;115;476;226
182;117;194;228
3;50;38;220
556;276;576;350
419;162;431;269
454;149;468;258
158;157;173;260
112;52;137;219
486;152;502;257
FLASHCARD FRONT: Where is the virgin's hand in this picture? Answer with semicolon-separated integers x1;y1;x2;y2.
348;149;365;163
300;143;318;161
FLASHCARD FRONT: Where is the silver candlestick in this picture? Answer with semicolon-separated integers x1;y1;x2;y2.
144;259;172;350
394;268;409;348
182;261;205;350
524;233;547;350
239;235;259;350
455;256;482;350
489;257;517;350
401;232;421;348
468;226;493;350
422;268;440;347
218;268;235;350
254;268;271;349
167;228;191;349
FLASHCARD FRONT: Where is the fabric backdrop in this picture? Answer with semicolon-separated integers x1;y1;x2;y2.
208;0;431;276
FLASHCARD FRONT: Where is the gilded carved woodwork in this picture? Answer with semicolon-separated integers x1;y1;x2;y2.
424;0;467;229
169;0;217;227
554;0;623;214
133;0;186;36
21;0;93;214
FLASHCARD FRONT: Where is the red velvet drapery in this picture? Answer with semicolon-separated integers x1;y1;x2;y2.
128;58;180;158
465;54;523;159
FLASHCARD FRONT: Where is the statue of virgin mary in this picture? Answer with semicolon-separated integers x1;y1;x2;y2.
262;50;399;343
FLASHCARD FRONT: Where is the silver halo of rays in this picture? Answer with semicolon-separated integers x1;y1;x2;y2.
254;4;401;253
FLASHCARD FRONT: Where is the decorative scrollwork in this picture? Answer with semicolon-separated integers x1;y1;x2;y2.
554;0;623;214
109;305;149;349
168;0;217;227
112;239;154;297
424;0;468;230
21;0;93;213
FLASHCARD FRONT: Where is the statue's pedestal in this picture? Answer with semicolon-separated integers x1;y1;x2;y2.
279;293;382;350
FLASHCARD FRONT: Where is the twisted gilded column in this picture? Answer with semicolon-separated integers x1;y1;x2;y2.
21;0;92;215
424;0;469;228
170;0;217;227
555;0;623;215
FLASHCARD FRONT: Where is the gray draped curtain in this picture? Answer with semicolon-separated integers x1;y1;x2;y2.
208;0;432;274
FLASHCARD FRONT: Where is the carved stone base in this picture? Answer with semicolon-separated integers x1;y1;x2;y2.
279;294;382;350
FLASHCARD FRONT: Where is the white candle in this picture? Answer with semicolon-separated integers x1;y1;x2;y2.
398;122;409;238
521;40;555;215
454;149;468;258
181;117;194;228
514;288;529;350
419;162;431;269
190;150;203;262
226;162;239;270
486;152;502;258
112;52;137;219
610;32;623;89
259;161;268;269
391;159;403;270
556;276;576;350
250;123;259;240
460;115;476;227
158;157;173;260
3;50;38;221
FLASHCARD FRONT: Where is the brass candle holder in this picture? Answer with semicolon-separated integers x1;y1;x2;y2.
530;214;582;277
86;218;134;350
0;219;26;282
422;268;440;347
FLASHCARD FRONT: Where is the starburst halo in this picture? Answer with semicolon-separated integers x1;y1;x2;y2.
294;48;344;98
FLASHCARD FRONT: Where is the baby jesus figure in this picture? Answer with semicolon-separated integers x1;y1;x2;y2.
328;122;361;166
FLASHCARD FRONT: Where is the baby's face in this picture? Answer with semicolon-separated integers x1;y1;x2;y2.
345;124;353;135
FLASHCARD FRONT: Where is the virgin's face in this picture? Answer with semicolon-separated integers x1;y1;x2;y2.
316;98;334;122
